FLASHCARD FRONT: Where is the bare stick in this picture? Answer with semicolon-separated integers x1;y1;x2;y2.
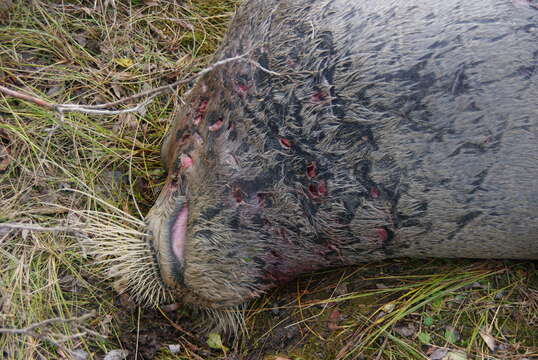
71;52;255;110
0;85;54;109
0;311;99;355
0;222;80;233
0;52;283;117
55;93;160;115
0;311;96;335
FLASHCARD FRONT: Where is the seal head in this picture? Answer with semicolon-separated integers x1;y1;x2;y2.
146;0;538;308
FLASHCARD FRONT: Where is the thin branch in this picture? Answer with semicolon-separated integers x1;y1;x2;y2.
0;51;283;117
54;93;160;115
0;311;99;355
0;311;95;335
71;52;254;110
0;222;80;233
0;85;54;109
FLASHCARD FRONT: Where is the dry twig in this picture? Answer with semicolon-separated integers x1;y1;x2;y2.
0;222;80;233
0;52;282;116
0;311;100;355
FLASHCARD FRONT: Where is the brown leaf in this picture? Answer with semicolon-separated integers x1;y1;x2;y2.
428;348;449;360
393;323;416;337
327;308;343;331
104;349;129;360
479;329;497;352
444;351;467;360
112;71;135;81
429;349;468;360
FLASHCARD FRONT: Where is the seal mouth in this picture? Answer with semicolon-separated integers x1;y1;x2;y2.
170;205;188;263
157;197;188;288
144;186;189;292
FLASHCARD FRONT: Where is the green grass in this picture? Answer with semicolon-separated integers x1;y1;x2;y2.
1;1;536;359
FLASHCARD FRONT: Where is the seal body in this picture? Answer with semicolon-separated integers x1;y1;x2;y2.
147;0;538;308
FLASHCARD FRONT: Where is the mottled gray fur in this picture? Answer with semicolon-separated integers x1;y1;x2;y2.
151;0;538;308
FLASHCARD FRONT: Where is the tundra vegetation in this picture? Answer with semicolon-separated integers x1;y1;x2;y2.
0;1;536;359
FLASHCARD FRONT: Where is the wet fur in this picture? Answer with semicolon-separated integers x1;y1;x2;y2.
150;0;538;308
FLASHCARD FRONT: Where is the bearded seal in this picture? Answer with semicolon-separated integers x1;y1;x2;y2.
143;0;538;309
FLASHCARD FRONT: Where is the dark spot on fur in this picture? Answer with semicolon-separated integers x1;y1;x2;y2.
200;206;221;221
308;184;317;198
194;229;214;240
229;213;240;229
175;128;191;142
448;141;488;158
306;162;316;178
457;211;482;226
253;256;265;266
270;249;280;258
256;193;266;207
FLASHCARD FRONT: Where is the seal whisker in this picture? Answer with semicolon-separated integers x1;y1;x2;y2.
73;208;174;307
